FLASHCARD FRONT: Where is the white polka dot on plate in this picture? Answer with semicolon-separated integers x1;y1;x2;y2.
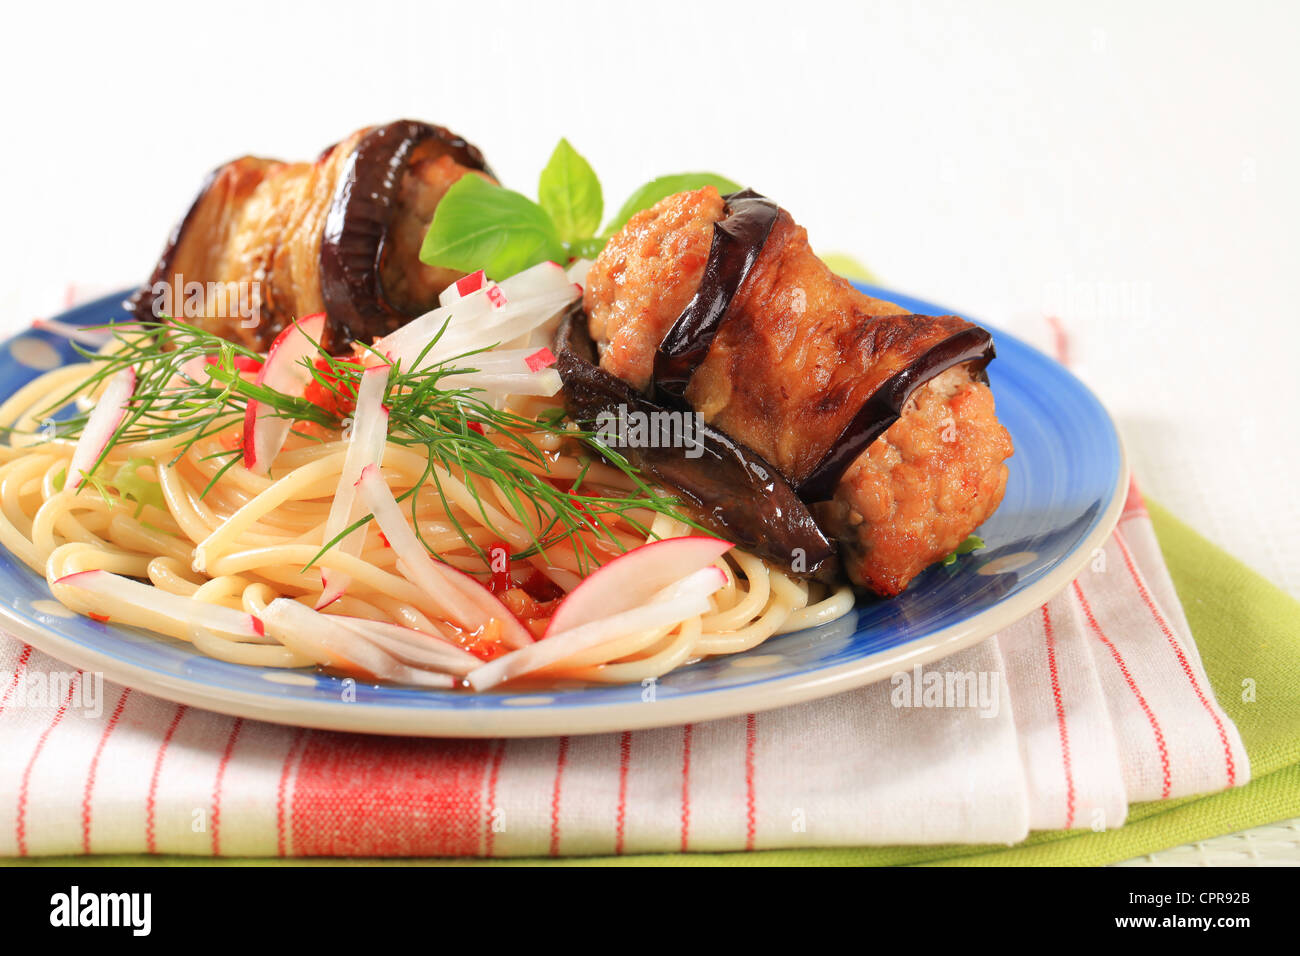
9;336;62;370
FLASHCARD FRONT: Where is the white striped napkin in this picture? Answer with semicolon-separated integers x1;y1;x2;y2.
0;288;1249;858
0;478;1249;858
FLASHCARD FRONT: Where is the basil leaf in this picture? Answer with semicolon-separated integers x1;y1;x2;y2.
420;175;566;280
566;236;608;261
538;139;603;243
604;172;743;236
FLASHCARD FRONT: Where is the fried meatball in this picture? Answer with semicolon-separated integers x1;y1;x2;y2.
582;188;1013;595
583;186;726;391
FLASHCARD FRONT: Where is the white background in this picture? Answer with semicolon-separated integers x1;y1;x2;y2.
1;0;1296;596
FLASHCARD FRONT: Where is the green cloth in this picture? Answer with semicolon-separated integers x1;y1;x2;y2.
7;501;1299;867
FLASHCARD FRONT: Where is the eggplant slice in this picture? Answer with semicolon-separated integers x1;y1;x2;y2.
554;305;838;580
126;120;494;351
582;185;1013;595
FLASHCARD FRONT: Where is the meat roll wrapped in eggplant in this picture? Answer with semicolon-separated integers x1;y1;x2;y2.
581;186;1014;596
126;120;494;351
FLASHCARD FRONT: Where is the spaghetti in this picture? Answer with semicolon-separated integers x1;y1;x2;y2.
0;336;853;689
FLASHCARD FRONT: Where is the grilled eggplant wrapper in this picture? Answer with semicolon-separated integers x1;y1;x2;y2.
579;186;1014;596
555;305;838;580
126;120;494;351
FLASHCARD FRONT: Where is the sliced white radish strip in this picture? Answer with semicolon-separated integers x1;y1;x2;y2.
377;283;578;374
438;347;554;376
67;367;135;491
544;535;732;638
165;354;213;393
242;313;328;475
430;291;576;354
317;364;391;608
566;258;594;290
53;569;263;639
439;368;562;398
355;464;533;649
261;599;455;688
497;261;575;301
525;347;556;372
466;566;726;690
439;269;487;305
32;318;114;347
376;283;501;365
330;616;481;676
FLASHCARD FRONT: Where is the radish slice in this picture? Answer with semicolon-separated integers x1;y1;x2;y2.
440;269;487;305
524;347;557;372
355;464;533;649
53;569;263;639
566;258;594;290
32;318;114;347
439;368;563;398
66;368;135;491
545;535;732;639
466;566;726;690
375;284;501;366
261;599;455;688
317;364;391;608
497;261;574;301
376;269;579;374
330;616;481;676
430;292;575;356
242;313;328;475
438;347;554;376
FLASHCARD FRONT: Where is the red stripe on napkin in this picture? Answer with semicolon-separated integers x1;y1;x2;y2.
290;735;491;856
81;686;131;853
1074;580;1172;798
1042;605;1076;828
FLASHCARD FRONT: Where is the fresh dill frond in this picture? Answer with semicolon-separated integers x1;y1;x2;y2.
23;318;698;575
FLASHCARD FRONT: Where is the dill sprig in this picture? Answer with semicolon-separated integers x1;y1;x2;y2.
23;318;697;574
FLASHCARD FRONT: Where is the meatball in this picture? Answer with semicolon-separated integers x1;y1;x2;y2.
815;366;1012;595
582;188;1013;595
583;186;726;391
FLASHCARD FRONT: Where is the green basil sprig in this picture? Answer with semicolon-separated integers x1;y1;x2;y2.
420;139;740;280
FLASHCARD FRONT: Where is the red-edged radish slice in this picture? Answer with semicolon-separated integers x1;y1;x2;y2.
432;347;562;401
66;367;135;491
317;364;391;608
32;318;114;347
242;313;328;475
466;566;726;690
231;354;265;375
566;258;594;291
261;599;455;688
497;261;573;301
433;291;576;353
355;464;533;649
376;283;499;366
544;535;732;639
330;616;481;676
440;368;563;398
376;264;580;373
53;569;263;639
439;269;487;305
525;347;556;372
164;353;213;393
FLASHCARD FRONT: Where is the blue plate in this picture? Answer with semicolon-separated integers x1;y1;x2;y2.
0;286;1125;736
